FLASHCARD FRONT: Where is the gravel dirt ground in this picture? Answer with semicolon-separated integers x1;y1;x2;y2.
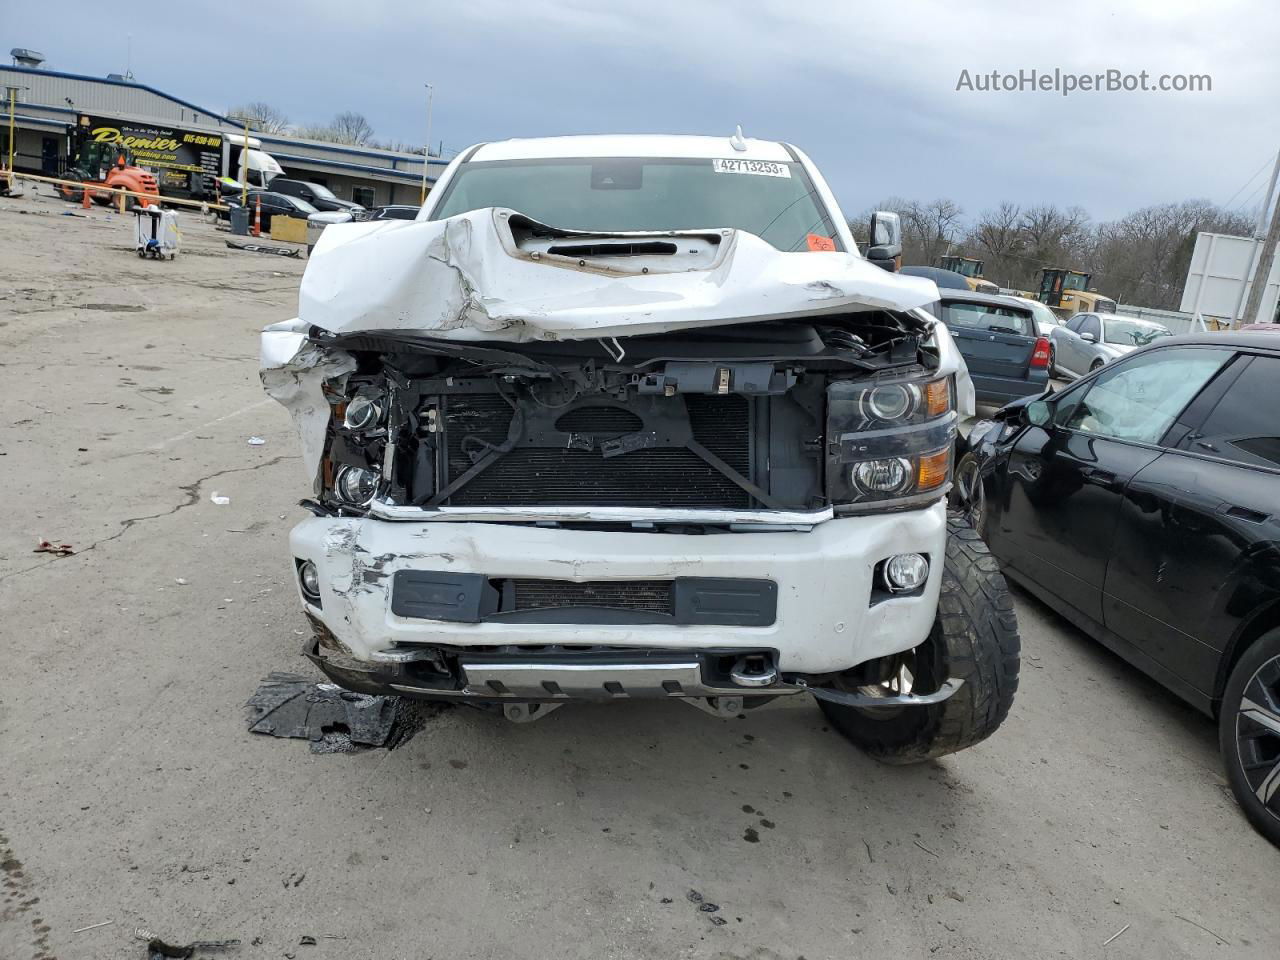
2;190;1276;960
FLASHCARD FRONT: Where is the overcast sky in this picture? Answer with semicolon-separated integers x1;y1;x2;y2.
9;0;1279;222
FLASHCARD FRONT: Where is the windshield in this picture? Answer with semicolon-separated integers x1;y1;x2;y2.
1104;318;1172;346
308;183;337;200
429;157;842;252
1062;272;1089;291
288;196;320;214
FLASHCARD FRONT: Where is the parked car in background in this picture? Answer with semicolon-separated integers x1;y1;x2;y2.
924;290;1050;405
952;332;1280;846
900;265;972;290
227;191;349;232
266;178;366;215
364;204;421;221
1049;313;1172;379
1011;296;1064;338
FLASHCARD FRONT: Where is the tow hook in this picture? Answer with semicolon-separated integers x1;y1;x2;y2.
797;678;964;708
730;655;779;687
502;702;563;724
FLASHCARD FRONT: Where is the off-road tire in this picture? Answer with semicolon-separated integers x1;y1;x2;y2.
1218;628;1280;847
819;515;1020;763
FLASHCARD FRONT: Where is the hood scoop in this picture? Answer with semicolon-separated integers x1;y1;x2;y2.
545;240;679;258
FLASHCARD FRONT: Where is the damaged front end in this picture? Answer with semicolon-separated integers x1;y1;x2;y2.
262;208;971;713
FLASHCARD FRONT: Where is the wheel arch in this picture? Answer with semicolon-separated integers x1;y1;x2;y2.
1216;599;1280;712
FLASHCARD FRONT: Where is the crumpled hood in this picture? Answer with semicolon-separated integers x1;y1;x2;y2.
296;208;940;342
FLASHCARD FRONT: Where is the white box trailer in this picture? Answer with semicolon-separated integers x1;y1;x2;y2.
1180;231;1280;324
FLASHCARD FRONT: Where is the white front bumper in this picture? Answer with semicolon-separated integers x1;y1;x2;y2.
291;500;947;675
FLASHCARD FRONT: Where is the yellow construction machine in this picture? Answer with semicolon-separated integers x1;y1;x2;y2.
1037;268;1116;319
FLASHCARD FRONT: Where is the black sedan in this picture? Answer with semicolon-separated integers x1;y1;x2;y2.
953;332;1280;845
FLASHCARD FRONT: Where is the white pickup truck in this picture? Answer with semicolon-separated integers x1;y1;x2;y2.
261;133;1019;761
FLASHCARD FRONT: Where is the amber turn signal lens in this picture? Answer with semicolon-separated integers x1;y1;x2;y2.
916;447;951;491
924;379;951;417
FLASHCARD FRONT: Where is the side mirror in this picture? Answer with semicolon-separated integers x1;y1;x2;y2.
1080;332;1097;343
1024;400;1052;428
867;210;902;271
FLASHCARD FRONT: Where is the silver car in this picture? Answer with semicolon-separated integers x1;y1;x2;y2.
1048;313;1173;379
1010;296;1065;338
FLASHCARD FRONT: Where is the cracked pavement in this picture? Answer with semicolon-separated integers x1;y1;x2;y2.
1;192;1276;960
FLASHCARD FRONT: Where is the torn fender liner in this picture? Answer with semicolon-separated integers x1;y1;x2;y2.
297;208;941;342
245;672;435;752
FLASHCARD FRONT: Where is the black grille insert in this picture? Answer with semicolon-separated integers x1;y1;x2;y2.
507;579;673;614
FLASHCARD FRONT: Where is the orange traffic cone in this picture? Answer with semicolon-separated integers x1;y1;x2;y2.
82;184;92;209
253;195;262;238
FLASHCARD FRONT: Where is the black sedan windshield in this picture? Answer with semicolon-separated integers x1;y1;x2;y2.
429;157;842;251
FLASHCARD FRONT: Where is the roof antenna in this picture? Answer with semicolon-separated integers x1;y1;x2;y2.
729;124;747;152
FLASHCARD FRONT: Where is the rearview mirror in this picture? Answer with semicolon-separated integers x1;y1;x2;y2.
1024;400;1052;428
867;211;902;272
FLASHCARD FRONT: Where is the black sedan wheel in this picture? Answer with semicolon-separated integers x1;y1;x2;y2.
1220;628;1280;847
950;453;986;538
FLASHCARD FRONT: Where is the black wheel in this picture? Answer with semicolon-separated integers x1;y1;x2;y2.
1090;359;1105;373
1219;629;1280;847
818;515;1020;763
949;453;986;538
1047;343;1060;379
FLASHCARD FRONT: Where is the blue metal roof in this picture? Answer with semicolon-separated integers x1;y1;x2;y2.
270;151;435;184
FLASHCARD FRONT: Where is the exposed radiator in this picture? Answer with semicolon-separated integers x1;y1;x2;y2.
441;394;752;508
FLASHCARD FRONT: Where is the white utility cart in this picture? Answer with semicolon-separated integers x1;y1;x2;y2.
134;206;180;260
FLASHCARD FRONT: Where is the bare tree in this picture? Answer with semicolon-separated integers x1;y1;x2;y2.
329;111;374;146
227;102;290;134
909;198;965;266
852;197;962;266
966;202;1022;287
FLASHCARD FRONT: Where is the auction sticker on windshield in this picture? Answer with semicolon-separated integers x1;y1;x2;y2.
712;158;791;178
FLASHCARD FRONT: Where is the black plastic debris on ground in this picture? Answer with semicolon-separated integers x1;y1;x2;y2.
147;937;239;959
245;672;443;753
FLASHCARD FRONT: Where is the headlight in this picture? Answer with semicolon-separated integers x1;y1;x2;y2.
334;464;380;505
343;395;383;431
827;375;955;509
860;384;918;422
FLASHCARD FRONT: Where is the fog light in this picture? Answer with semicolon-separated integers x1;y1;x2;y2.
335;465;379;505
853;457;911;494
299;560;321;602
884;553;929;592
